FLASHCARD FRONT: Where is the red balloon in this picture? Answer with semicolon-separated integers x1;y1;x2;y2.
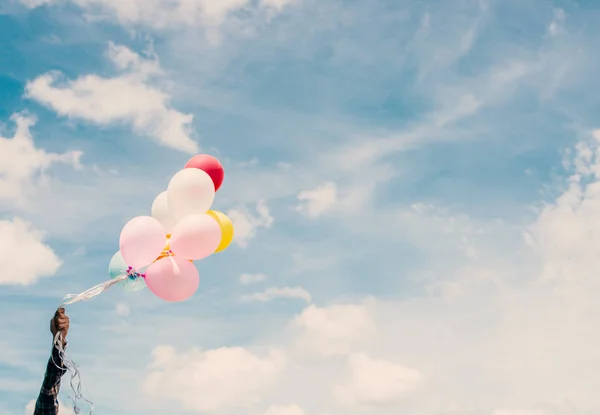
184;154;224;191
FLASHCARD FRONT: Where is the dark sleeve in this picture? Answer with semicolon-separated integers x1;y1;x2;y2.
33;344;67;415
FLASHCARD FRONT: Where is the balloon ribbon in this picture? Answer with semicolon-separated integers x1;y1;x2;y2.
55;270;135;414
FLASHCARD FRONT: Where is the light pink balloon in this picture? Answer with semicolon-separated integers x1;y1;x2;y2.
169;214;222;260
145;256;200;302
119;216;166;269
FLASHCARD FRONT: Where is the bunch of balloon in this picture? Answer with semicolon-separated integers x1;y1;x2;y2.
108;155;234;303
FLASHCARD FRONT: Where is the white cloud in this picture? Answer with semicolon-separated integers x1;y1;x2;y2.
215;127;600;412
492;411;548;415
105;42;162;77
19;0;51;6
115;302;130;317
240;273;267;284
291;304;376;357
136;194;600;415
547;8;566;36
19;0;296;29
9;5;598;415
243;286;312;303
296;182;337;219
25;43;198;154
0;113;82;204
25;399;75;415
315;7;571;203
228;200;274;248
527;129;600;287
264;411;339;415
259;0;297;14
0;218;61;285
262;405;306;415
143;345;287;413
333;353;423;407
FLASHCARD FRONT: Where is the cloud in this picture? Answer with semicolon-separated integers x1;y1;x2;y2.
0;218;61;285
262;405;306;415
527;129;600;287
7;3;600;415
0;113;82;204
139;119;600;413
19;0;298;29
547;8;566;37
259;0;297;16
312;3;574;203
240;273;267;284
143;345;287;413
333;353;423;407
291;304;377;357
190;126;600;413
228;200;274;248
106;42;163;77
260;0;295;9
243;286;312;303
492;411;548;415
115;302;130;317
261;407;334;415
25;43;198;154
296;182;337;219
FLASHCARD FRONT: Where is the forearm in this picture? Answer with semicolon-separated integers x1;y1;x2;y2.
33;344;67;415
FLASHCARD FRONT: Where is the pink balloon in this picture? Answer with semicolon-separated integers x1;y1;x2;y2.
119;216;166;269
145;256;200;302
169;214;222;260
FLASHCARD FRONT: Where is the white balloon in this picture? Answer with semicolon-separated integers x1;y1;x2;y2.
151;191;177;234
167;169;215;222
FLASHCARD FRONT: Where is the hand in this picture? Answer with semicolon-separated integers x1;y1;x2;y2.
50;308;70;345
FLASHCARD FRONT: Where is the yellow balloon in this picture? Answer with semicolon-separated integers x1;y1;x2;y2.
207;210;234;253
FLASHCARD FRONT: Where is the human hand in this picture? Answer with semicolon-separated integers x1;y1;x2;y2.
50;308;70;345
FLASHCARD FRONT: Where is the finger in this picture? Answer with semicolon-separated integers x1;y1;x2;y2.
58;323;69;330
56;307;65;315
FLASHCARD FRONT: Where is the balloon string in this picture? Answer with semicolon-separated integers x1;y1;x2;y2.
54;267;146;412
61;264;147;306
54;270;133;411
60;274;129;305
52;332;94;415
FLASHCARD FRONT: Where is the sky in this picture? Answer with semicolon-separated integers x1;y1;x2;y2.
1;0;600;414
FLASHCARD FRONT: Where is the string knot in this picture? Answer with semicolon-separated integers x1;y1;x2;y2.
126;266;143;281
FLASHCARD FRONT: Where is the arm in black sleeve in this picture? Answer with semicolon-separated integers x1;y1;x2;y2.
33;343;67;415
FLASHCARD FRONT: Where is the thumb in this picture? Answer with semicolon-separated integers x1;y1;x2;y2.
54;308;65;319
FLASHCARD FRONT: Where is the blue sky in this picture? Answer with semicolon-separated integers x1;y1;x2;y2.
2;0;600;414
